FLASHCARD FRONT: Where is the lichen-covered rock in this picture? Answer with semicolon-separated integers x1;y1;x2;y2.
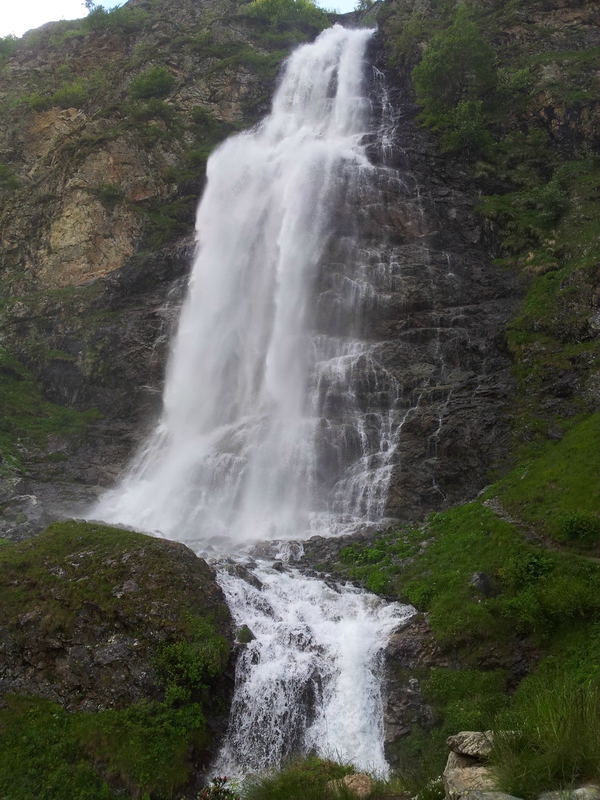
443;751;496;800
0;520;234;717
447;731;494;759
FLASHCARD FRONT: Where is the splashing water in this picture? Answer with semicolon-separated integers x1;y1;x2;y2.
92;25;415;778
214;562;412;777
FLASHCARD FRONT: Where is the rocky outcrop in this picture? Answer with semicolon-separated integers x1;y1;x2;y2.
0;520;234;727
382;614;448;767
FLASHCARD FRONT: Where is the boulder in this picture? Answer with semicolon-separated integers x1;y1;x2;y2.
443;751;496;800
539;787;600;800
328;773;374;798
447;731;494;759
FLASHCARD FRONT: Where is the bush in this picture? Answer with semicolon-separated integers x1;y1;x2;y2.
0;165;19;192
199;776;241;800
90;183;126;209
51;81;88;109
412;11;496;124
243;757;354;800
561;512;600;546
441;99;492;155
0;34;18;62
84;5;148;34
129;66;175;100
154;614;229;705
246;0;328;32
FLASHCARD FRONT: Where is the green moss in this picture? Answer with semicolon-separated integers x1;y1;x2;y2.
0;348;99;470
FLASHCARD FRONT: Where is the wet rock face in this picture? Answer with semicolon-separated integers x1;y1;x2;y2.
308;37;519;520
0;10;516;521
0;521;234;715
381;614;449;767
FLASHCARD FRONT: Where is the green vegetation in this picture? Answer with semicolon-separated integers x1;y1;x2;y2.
155;614;229;706
50;81;88;109
89;182;126;209
490;412;600;546
0;521;231;798
245;0;329;35
129;66;176;100
0;164;19;193
0;695;207;800
243;757;355;800
412;10;496;148
0;348;98;471
492;675;600;799
0;34;18;64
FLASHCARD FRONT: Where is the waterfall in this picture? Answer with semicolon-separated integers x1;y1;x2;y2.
92;25;414;778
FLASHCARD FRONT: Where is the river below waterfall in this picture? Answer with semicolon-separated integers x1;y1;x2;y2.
92;24;416;779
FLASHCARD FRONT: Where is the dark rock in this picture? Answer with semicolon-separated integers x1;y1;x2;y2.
382;615;450;765
0;521;235;731
469;572;499;598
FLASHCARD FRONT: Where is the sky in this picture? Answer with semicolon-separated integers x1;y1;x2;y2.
1;0;125;38
1;0;356;39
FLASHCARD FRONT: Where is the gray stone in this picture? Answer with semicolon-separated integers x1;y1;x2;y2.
443;751;496;800
539;787;600;800
469;573;499;598
448;730;494;758
460;793;523;800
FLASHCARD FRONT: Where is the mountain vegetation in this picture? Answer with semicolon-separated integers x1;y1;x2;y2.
0;0;599;797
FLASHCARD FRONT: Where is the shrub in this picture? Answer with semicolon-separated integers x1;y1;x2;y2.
441;99;492;155
507;551;555;589
243;757;354;800
0;34;18;62
84;5;148;34
199;776;241;800
412;11;496;124
129;66;175;100
90;183;126;209
246;0;328;32
0;165;19;192
154;614;229;705
561;512;600;546
51;81;88;109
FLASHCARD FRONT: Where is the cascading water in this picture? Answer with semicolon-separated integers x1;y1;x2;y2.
92;25;415;778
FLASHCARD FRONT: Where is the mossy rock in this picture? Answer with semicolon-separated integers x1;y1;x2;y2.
0;520;234;798
0;520;232;711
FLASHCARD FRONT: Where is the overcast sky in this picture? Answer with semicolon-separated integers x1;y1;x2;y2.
1;0;355;39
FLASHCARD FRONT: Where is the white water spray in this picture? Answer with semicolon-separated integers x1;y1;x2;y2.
92;25;414;777
94;25;403;546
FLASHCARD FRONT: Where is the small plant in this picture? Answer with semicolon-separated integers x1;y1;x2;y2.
129;66;175;100
198;776;241;800
90;183;126;210
51;81;88;109
244;757;353;800
560;512;600;547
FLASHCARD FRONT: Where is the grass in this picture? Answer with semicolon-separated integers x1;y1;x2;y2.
0;695;208;799
490;413;600;545
492;675;600;799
